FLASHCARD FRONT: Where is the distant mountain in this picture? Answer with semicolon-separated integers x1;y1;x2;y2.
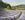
16;4;25;7
20;4;25;5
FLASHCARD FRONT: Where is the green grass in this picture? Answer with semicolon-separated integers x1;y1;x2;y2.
0;6;25;10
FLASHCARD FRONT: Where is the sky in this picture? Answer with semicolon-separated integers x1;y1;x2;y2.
2;0;25;6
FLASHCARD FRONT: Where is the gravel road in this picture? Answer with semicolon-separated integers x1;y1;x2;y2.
0;10;25;20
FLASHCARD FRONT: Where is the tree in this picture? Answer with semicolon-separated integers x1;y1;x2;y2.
0;1;11;9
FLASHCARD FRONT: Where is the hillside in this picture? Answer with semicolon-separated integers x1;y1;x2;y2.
15;4;25;10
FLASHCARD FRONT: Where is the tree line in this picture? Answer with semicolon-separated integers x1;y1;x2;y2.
0;1;11;9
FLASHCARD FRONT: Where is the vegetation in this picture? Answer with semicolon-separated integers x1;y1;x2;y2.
16;4;25;10
0;1;25;10
0;1;11;10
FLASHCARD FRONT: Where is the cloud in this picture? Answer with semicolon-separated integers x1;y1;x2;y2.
2;0;25;6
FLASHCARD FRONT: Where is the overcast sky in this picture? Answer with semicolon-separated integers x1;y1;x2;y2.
2;0;25;6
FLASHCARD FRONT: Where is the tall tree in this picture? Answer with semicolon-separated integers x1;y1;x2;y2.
0;0;11;9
